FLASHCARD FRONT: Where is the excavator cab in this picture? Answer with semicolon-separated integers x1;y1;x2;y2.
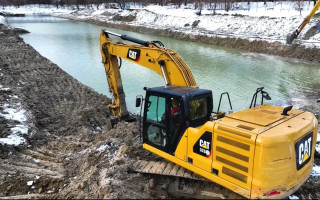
141;86;213;155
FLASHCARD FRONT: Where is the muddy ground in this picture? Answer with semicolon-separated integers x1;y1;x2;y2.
0;18;319;199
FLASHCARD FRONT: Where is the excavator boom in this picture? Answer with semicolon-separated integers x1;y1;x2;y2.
100;30;197;119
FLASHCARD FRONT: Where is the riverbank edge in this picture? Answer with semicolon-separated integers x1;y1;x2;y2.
60;15;320;64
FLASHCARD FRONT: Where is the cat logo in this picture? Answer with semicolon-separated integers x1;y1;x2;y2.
193;131;212;158
127;49;141;62
295;132;313;170
199;139;211;157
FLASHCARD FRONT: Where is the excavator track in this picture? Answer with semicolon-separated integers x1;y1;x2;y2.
131;160;206;181
130;160;242;199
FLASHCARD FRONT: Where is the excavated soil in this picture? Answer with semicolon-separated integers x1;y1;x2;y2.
0;19;320;199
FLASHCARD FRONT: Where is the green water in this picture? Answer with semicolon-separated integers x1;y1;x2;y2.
7;16;320;113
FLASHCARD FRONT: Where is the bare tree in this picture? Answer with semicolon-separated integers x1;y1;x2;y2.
93;0;104;9
0;0;9;8
224;0;231;12
295;0;304;15
52;0;60;8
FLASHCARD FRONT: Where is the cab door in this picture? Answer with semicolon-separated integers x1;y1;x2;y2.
143;95;168;150
143;94;187;156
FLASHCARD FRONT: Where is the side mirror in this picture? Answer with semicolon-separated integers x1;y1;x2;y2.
136;97;142;107
262;91;271;100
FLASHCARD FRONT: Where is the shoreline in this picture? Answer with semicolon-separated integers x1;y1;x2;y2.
56;7;320;64
61;15;320;64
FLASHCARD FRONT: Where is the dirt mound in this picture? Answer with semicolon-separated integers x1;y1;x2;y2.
112;13;136;22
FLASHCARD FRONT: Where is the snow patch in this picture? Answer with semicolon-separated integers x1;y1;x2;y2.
27;181;33;186
0;87;10;91
97;142;114;153
0;134;26;146
2;5;73;16
311;164;320;177
316;130;320;154
0;97;28;146
289;195;299;199
0;16;7;25
0;103;27;122
11;124;28;135
97;144;110;152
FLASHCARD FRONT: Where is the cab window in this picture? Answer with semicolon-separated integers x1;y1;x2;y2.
189;98;208;121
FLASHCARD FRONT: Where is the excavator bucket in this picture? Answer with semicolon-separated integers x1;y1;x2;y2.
286;32;297;44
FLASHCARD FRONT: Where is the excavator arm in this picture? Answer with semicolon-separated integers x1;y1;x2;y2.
100;30;198;119
287;0;320;44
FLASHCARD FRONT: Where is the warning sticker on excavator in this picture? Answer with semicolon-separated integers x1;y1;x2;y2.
295;132;313;170
193;131;212;158
127;49;141;62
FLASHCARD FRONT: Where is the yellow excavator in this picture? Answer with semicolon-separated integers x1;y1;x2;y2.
287;0;320;44
100;29;318;199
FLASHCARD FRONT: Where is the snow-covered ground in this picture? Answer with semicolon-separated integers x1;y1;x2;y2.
1;2;320;48
0;4;71;16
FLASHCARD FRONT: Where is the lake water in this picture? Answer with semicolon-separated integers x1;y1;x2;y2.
7;16;320;113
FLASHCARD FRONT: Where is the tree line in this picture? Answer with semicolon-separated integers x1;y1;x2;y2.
0;0;317;11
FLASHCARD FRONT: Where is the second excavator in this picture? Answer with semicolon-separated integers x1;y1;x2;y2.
100;29;318;199
287;0;320;44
